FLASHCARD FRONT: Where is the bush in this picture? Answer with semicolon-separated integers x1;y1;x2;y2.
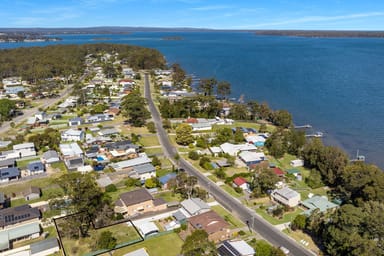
146;121;156;133
125;177;141;187
188;150;200;160
234;186;243;194
151;156;161;166
105;184;117;193
238;230;246;236
199;156;211;168
305;169;324;189
214;168;226;179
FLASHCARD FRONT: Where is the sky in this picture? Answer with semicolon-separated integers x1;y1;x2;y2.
1;0;384;30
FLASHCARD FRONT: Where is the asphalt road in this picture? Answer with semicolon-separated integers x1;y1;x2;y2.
144;73;315;256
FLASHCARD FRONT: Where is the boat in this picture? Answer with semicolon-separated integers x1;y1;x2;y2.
305;132;323;138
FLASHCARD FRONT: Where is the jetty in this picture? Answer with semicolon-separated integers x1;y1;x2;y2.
305;132;324;138
294;124;312;129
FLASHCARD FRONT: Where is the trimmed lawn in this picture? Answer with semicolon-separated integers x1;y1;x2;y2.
211;205;245;229
110;232;183;256
154;191;182;202
255;207;303;225
144;147;163;155
16;157;41;169
139;135;160;147
220;184;243;198
283;229;320;254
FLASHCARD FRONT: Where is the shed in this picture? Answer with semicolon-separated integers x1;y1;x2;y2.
23;187;41;201
136;222;159;238
290;159;304;167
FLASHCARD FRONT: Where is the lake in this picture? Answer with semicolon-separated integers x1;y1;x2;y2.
1;31;384;168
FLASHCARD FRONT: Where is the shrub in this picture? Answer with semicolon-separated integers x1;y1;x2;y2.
238;230;246;236
188;151;200;160
105;184;117;193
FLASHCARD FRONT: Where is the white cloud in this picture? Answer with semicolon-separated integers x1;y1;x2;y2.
190;5;232;11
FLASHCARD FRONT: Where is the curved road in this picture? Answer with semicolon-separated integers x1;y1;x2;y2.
144;74;315;256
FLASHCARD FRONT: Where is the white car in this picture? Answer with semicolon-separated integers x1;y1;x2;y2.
279;246;290;255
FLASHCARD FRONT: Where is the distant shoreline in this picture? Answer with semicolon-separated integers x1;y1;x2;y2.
253;30;384;38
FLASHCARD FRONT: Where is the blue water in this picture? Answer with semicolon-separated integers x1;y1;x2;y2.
1;32;384;168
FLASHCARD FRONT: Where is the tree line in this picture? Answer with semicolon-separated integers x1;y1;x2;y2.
0;43;166;83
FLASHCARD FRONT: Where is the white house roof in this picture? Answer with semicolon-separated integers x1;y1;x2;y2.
123;248;149;256
133;163;156;175
220;143;257;156
274;187;300;200
59;143;83;156
110;154;151;170
245;135;266;143
13;143;34;150
238;151;265;162
63;129;83;136
209;146;222;154
181;197;210;215
221;240;255;256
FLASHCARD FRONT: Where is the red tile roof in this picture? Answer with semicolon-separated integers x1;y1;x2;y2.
273;168;285;176
185;118;198;123
233;177;247;186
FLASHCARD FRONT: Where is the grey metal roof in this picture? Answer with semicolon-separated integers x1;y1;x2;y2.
173;210;187;221
27;161;44;171
30;238;59;254
0;204;40;228
181;198;210;215
133;163;155;175
0;167;20;180
0;158;16;168
42;150;59;160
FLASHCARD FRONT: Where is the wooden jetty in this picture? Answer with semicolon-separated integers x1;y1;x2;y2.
294;124;312;129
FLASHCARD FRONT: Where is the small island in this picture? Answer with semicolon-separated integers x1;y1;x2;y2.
0;32;61;43
162;36;183;40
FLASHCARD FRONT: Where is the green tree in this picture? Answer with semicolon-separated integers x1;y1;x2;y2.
151;156;161;167
145;177;159;188
171;63;186;86
305;169;324;189
291;214;307;230
234;128;245;143
217;81;231;99
188;150;200;160
251;169;279;197
56;172;107;238
181;230;217;256
0;99;16;121
175;123;194;146
229;103;249;120
121;90;150;127
146;121;156;133
95;231;117;250
272;110;292;128
199;78;217;96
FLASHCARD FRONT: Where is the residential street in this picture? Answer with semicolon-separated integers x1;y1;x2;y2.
144;73;315;256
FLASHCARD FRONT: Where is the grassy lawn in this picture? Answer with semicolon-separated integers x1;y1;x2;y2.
156;169;173;177
255;207;303;225
139;135;160;147
43;225;58;238
283;229;320;254
220;184;243;198
61;222;141;256
110;232;183;256
16;156;41;169
144;147;163;155
50;161;67;172
154;191;181;202
211;205;245;229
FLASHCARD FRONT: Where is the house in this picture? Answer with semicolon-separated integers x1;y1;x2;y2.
220;143;257;156
77;165;93;173
190;122;212;131
98;128;120;136
104;107;120;117
233;177;249;191
0;204;41;229
23;187;41;201
218;240;255;256
129;163;156;182
61;129;85;142
290;159;304;167
110;154;151;171
26;161;45;176
86;114;112;123
245;135;266;147
188;210;231;242
30;238;60;256
59;143;84;171
13;143;36;158
68;117;84;126
0;167;20;182
0;222;41;251
123;248;150;256
114;188;167;217
0;159;16;169
271;187;301;208
180;198;210;216
136;221;159;238
34;112;47;121
0;192;7;209
96;175;113;189
238;151;266;166
41;150;60;164
209;146;222;157
273;167;285;177
159;173;177;189
301;195;338;215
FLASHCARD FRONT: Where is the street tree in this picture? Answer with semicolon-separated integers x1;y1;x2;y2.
181;230;217;256
175;123;194;146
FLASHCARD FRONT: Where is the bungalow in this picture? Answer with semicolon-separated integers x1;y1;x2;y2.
301;195;338;215
0;204;41;229
98;128;120;136
233;177;249;191
290;159;304;167
110;154;151;171
23;187;41;201
0;222;41;252
220;143;257;156
86;114;112;123
0;159;16;169
104;107;120;117
238;151;266;166
30;238;60;256
26;161;45;175
41;150;60;164
0;167;20;182
61;129;85;142
209;146;222;157
218;240;255;256
159;173;177;189
114;188;167;217
188;210;230;242
190;122;212;131
68;117;84;127
271;187;301;208
59;143;84;171
129;163;156;182
245;135;266;147
180;197;210;216
13;143;36;158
